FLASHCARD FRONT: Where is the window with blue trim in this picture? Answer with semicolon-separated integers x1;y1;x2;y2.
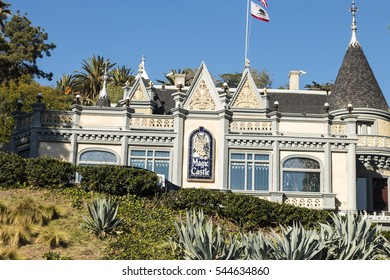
229;152;269;191
282;158;321;192
129;149;170;179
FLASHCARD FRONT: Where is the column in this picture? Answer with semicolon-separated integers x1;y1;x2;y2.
217;110;232;190
347;143;357;212
171;107;186;186
29;102;45;158
324;142;332;193
272;140;280;192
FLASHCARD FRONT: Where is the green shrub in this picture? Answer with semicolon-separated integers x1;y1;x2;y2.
25;156;76;188
106;196;176;260
0;152;26;188
78;165;158;196
162;189;330;230
162;188;225;214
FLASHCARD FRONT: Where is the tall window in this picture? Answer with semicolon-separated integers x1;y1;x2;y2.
282;157;321;192
229;152;269;191
129;150;170;179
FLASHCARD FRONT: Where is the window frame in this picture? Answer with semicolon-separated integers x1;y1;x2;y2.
228;150;271;192
128;148;171;180
281;156;322;193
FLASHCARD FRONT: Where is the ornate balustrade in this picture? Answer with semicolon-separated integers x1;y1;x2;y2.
40;111;74;128
130;116;174;130
284;196;323;209
20;113;33;129
230;120;272;134
357;135;390;149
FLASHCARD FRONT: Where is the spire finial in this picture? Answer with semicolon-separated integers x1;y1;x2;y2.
349;0;360;47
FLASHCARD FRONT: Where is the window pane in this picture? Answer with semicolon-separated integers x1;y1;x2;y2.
283;171;320;192
155;151;170;158
131;150;146;157
231;153;245;160
154;159;169;178
246;163;253;190
130;158;145;169
283;158;320;169
147;151;153;157
255;154;269;161
254;163;269;191
80;151;117;163
247;154;253;160
230;162;245;190
147;159;153;171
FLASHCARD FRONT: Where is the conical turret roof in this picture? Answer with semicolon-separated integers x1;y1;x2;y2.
328;1;388;111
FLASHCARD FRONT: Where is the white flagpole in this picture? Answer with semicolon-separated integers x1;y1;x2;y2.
245;0;250;64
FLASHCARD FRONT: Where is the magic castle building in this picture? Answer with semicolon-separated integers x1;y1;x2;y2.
10;3;390;213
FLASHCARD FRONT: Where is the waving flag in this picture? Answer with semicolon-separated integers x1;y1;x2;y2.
260;0;268;8
251;1;270;22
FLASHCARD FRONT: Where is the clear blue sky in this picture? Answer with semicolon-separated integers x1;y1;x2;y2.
11;0;390;101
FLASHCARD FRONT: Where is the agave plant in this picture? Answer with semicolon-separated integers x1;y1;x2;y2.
241;231;273;260
320;212;385;260
170;209;242;260
266;222;325;260
82;197;122;239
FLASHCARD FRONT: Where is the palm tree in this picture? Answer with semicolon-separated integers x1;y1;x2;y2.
56;74;76;95
156;68;196;86
110;65;134;87
73;55;115;105
0;1;11;32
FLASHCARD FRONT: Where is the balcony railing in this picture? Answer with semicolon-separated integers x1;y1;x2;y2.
357;135;390;149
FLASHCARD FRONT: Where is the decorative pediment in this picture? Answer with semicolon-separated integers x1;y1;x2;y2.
230;68;264;109
183;62;222;111
188;80;216;110
127;78;150;102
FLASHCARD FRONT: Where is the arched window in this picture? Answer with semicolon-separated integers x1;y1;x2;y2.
282;157;321;192
79;150;118;165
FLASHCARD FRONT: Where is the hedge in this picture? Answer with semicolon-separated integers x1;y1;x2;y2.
162;188;330;230
78;165;159;196
25;156;76;188
0;152;26;188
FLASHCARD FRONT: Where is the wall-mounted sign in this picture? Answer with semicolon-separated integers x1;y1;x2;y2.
188;127;214;181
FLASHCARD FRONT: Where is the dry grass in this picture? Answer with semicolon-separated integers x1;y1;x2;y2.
0;189;110;259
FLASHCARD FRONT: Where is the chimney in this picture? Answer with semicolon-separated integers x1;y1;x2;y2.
174;73;186;88
289;70;301;90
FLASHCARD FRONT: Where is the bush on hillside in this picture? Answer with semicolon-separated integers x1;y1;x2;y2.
78;165;158;196
0;152;26;188
25;156;76;188
162;188;330;230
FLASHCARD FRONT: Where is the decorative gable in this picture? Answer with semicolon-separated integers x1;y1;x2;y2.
128;78;150;102
230;68;264;109
183;62;222;111
188;80;216;110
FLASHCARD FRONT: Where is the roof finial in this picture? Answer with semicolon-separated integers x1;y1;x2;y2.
96;62;111;107
349;0;360;47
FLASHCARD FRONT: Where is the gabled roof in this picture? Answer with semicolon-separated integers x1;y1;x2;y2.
229;67;265;109
182;62;223;111
127;77;151;102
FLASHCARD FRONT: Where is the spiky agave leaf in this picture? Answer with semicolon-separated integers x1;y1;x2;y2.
267;222;324;260
82;197;122;238
241;231;274;260
320;212;382;260
170;209;243;260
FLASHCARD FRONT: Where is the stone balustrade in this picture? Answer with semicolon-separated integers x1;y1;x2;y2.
230;120;272;133
357;135;390;148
